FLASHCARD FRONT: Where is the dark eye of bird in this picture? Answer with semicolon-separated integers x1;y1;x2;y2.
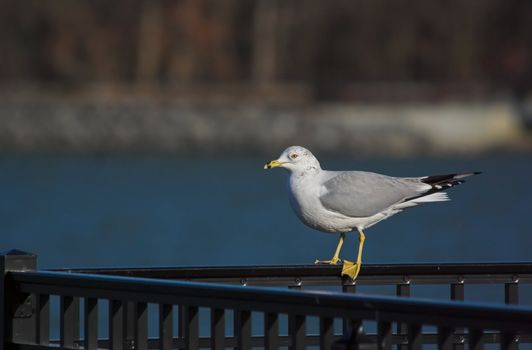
290;154;298;159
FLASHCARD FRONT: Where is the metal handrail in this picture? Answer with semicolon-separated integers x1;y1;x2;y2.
56;262;532;286
3;251;532;350
10;270;532;331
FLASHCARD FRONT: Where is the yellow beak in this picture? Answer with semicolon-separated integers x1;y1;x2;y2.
264;159;283;169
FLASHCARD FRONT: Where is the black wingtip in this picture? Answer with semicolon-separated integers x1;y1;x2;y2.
454;171;482;179
422;171;481;186
460;171;482;178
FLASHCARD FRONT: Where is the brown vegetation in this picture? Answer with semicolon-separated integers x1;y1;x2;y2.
1;0;531;101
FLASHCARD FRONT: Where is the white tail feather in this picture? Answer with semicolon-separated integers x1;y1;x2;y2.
392;192;450;211
410;192;450;203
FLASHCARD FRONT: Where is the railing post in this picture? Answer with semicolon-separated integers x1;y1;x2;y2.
60;295;79;347
332;323;377;350
123;301;136;349
342;283;360;336
84;297;98;350
109;299;124;350
377;321;392;350
396;283;410;350
1;250;38;347
264;312;279;350
451;282;465;350
288;314;305;350
159;304;173;350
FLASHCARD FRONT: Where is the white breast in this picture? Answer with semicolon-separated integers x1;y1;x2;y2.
287;174;346;233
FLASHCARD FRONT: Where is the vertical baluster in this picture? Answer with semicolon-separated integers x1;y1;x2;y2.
501;332;518;350
264;312;279;350
123;301;135;349
320;317;334;349
502;282;518;350
342;284;358;336
437;326;452;350
407;324;422;350
450;283;464;301
74;297;80;343
178;304;185;341
450;283;465;350
109;300;124;350
61;296;79;348
505;282;519;305
184;305;199;350
136;302;148;350
289;314;305;350
469;329;483;350
159;304;173;350
396;283;410;298
84;298;98;350
36;294;50;345
396;284;410;350
211;308;225;350
377;321;392;350
235;310;251;350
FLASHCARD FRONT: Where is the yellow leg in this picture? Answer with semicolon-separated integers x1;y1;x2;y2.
315;233;345;265
342;229;366;280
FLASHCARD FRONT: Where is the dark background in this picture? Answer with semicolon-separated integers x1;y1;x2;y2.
1;0;531;101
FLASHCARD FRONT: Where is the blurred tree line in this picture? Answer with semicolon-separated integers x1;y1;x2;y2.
1;0;531;101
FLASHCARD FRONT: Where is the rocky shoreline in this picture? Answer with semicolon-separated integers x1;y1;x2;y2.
0;95;530;156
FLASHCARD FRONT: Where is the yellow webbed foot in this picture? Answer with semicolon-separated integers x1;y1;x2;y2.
314;257;341;265
341;260;361;280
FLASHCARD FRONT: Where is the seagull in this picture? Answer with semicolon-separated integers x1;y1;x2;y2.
264;146;480;280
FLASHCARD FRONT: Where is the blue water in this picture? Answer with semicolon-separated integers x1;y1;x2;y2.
2;153;532;341
1;153;531;270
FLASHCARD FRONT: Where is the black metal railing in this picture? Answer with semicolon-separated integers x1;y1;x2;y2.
2;250;532;350
62;262;532;305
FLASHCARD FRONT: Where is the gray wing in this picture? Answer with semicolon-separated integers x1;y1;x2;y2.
319;171;427;217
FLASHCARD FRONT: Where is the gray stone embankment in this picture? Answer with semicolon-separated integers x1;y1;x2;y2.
0;96;529;155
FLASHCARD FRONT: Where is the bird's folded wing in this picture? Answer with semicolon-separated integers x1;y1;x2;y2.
319;171;428;217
